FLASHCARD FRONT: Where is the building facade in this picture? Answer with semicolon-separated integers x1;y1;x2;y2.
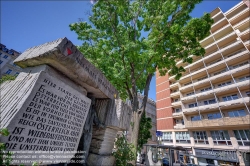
156;1;249;166
0;43;22;78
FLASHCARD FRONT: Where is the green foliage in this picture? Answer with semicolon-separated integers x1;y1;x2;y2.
0;128;12;166
70;0;213;100
113;134;135;165
0;74;16;84
138;113;152;151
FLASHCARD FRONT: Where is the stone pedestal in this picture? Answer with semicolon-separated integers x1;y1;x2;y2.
0;37;132;166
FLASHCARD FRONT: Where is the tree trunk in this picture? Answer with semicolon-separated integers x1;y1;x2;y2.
129;73;153;165
130;111;140;165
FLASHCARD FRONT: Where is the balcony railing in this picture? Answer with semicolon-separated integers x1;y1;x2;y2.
216;31;235;44
229;7;249;22
181;80;249;102
172;112;183;117
174;124;185;129
180;62;250;91
213;24;231;37
170;91;180;97
170;82;179;88
171;101;182;107
185;115;250;128
234;17;250;28
183;97;250;114
240;28;250;36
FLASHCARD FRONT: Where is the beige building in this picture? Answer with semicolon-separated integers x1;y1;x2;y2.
156;1;250;166
0;43;22;78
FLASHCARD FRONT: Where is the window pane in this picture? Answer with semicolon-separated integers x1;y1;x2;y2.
216;113;222;118
222;97;227;101
239;130;247;140
234;111;239;117
223;131;230;140
245;130;250;140
232;95;238;99
228;112;234;117
238;110;246;117
233;130;241;140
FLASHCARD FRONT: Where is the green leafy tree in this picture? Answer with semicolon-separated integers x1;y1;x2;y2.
0;74;16;84
0;128;12;166
70;0;213;163
137;112;152;152
113;133;135;165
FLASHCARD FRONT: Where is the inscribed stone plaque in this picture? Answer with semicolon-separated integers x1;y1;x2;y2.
0;67;91;165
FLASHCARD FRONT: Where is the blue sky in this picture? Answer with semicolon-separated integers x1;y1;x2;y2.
1;0;240;101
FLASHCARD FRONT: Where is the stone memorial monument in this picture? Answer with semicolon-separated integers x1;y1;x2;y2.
0;38;132;165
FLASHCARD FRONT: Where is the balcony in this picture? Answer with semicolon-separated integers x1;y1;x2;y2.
174;124;185;129
220;40;242;53
183;97;250;114
244;39;250;46
219;97;250;109
172;112;183;118
229;7;249;22
212;24;231;38
216;31;236;44
185;115;250;129
234;17;250;29
171;101;181;107
240;28;250;36
170;91;180;98
170;82;179;89
180;62;249;91
181;79;249;102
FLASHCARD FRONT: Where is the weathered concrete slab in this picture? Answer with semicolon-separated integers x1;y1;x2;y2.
87;153;115;166
0;65;91;164
14;38;118;99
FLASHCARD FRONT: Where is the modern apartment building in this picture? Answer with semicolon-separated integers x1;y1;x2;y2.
0;43;22;78
156;1;249;166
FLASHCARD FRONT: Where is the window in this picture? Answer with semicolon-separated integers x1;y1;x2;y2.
211;130;232;145
209;59;221;66
188;103;198;108
239;75;250;82
197;76;208;81
204;99;216;105
5;69;12;74
228;109;246;117
201;87;212;92
176;132;190;143
175;108;181;113
3;55;8;59
162;132;173;142
214;69;227;76
208;113;222;120
222;94;238;101
193;131;208;144
230;61;249;70
191;115;201;121
186;92;194;96
184;82;192;86
246;91;250;97
218;81;232;87
15;72;20;76
233;130;250;146
174;99;179;102
0;60;3;64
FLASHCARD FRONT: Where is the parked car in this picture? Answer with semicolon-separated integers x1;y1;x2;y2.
162;158;170;166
